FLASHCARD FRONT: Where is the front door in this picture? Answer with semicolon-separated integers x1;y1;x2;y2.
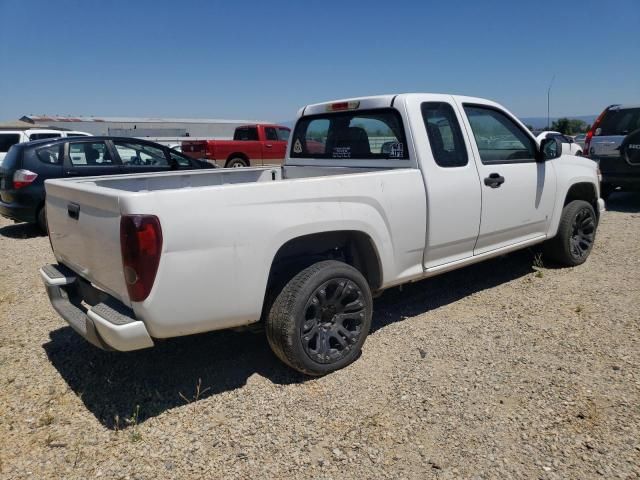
457;102;557;255
263;126;287;165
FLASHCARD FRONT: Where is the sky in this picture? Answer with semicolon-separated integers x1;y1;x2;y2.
0;0;638;123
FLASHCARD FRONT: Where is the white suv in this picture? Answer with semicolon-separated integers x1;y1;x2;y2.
0;129;91;163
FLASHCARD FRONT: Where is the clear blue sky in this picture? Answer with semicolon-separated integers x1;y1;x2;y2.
0;0;638;122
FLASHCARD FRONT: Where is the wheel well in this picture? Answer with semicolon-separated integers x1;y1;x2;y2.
267;231;383;293
565;182;598;217
226;153;249;166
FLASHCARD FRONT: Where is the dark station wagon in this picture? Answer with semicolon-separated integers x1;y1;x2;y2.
0;136;214;231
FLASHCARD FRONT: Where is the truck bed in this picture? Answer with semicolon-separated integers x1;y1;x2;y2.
45;164;425;338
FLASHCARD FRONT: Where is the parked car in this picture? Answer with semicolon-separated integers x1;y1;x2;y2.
584;104;640;198
536;131;583;156
181;124;290;167
0;129;92;163
0;136;214;231
40;93;602;375
573;133;587;149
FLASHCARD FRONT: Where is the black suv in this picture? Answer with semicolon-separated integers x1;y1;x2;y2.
585;104;640;198
0;136;214;231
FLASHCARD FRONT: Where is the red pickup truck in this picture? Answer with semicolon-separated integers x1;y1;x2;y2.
181;124;291;168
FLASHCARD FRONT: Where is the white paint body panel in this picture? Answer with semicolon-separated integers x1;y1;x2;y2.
44;93;601;343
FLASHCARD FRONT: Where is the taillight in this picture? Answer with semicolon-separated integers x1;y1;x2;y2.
584;106;612;157
13;169;38;189
120;215;163;302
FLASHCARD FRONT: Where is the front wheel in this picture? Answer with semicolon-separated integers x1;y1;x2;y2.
544;200;597;266
266;260;373;376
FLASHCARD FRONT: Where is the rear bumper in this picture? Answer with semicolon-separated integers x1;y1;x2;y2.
0;199;36;223
40;264;154;351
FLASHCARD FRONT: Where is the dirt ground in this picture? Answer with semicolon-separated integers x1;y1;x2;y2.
0;193;639;480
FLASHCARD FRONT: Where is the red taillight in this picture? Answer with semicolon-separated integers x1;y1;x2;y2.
326;101;360;112
584;107;610;157
13;169;38;189
120;215;163;302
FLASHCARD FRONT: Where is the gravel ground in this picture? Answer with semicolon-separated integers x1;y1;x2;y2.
1;193;639;480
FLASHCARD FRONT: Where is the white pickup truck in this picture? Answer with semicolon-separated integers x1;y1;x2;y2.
40;94;604;375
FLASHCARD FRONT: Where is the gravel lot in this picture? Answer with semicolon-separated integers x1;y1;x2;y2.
1;193;639;479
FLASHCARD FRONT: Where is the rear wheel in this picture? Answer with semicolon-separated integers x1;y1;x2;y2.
226;157;248;168
544;200;597;266
266;260;373;376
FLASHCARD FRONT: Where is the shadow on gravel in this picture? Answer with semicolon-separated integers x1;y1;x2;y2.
43;249;536;429
604;192;640;213
0;222;43;239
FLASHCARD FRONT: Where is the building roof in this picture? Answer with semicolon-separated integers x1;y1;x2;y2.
0;119;49;130
20;115;270;124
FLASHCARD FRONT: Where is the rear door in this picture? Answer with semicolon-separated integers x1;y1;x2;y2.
65;140;121;177
458;102;556;254
407;95;482;268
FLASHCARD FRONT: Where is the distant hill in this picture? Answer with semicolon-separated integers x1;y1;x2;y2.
519;115;597;129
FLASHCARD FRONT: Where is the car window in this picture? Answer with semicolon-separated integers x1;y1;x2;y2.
113;141;168;167
29;133;62;141
421;102;468;167
598;108;640;136
68;141;114;166
0;133;21;153
277;128;290;141
66;133;90;137
265;127;278;141
463;105;536;163
36;145;62;164
234;127;259;141
169;150;193;167
291;108;409;160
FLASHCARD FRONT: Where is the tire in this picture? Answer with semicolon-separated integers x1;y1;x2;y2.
37;206;47;233
226;157;248;168
266;260;373;376
544;200;597;266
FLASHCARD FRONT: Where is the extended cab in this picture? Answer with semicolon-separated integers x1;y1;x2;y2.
40;94;604;375
181;124;290;167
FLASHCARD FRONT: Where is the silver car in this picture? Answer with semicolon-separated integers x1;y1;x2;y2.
586;104;640;198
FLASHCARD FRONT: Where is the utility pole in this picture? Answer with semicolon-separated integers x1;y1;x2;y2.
547;74;556;130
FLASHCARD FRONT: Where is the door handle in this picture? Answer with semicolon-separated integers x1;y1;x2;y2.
265;144;273;148
66;170;79;176
67;202;80;220
484;173;505;188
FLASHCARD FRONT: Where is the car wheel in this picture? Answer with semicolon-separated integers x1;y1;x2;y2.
226;158;248;168
37;206;47;233
266;260;373;376
544;200;597;267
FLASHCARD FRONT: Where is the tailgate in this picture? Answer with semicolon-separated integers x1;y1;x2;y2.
181;140;211;159
45;180;130;305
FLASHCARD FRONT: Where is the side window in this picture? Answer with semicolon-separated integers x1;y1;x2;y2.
277;128;290;141
463;105;536;164
29;133;62;141
36;145;62;164
265;127;278;141
68;142;114;166
169;150;193;167
113;141;169;167
421;102;468;167
0;134;21;153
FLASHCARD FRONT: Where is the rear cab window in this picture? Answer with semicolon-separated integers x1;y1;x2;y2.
290;108;409;162
598;108;640;136
234;127;259;141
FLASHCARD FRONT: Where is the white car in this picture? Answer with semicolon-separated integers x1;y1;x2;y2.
0;129;91;163
536;131;583;156
40;93;603;375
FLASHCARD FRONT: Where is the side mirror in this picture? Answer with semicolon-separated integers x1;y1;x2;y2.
539;137;562;161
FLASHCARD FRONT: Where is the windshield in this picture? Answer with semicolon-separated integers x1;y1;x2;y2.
290;108;408;160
